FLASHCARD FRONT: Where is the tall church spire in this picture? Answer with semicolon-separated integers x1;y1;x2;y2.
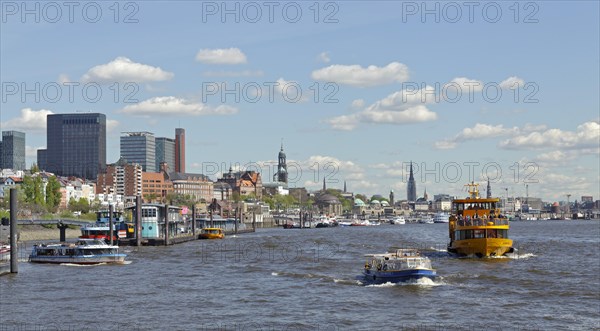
276;141;287;183
322;177;326;191
487;179;492;198
407;161;417;202
343;180;347;193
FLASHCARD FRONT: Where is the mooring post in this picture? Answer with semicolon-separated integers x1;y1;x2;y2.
135;196;142;246
58;221;68;242
252;210;256;230
109;204;114;246
234;206;238;234
10;188;18;273
164;205;169;246
191;205;196;237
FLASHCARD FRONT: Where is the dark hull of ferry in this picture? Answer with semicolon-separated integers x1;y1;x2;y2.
362;268;436;284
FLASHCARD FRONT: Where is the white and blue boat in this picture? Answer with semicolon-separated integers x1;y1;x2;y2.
363;248;436;284
29;239;127;265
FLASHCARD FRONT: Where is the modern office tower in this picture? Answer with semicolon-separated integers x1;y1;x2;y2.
175;128;185;173
1;131;26;170
43;113;106;179
120;132;156;172
155;137;176;172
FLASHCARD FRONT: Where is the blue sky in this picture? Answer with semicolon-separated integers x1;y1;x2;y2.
1;1;599;202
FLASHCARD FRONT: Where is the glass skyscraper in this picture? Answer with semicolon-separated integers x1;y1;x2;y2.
120;132;156;172
155;137;175;172
43;113;106;179
1;131;26;170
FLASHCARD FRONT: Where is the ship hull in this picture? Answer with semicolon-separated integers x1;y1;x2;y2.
448;238;513;257
363;268;436;284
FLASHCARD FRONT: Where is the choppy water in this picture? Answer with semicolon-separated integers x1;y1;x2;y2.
1;220;599;330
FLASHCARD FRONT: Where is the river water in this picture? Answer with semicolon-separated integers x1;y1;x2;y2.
1;220;599;330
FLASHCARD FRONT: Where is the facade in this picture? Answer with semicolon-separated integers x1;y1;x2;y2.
120;132;156;172
406;162;417;202
96;158;143;198
155;137;176;172
213;182;232;201
1;131;26;170
175;128;185;173
168;171;214;203
141;171;173;202
218;168;263;199
43;113;106;179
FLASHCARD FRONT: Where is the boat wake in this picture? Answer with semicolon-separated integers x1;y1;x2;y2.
505;252;536;260
364;278;445;287
60;262;108;267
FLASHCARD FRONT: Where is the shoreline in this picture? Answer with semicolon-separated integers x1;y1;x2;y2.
1;224;81;242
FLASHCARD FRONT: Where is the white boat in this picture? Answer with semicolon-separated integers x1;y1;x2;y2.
390;216;406;225
418;217;434;224
433;212;449;223
29;239;127;265
363;248;437;284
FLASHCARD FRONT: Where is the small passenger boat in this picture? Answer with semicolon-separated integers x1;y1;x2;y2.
198;228;225;239
363;248;436;284
29;239;127;264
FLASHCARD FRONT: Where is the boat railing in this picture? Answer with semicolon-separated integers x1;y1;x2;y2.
456;218;509;227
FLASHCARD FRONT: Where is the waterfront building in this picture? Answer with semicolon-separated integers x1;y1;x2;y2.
314;193;342;216
1;130;26;171
406;161;417;202
156;137;176;173
168;171;214;203
0;177;22;198
141;171;173;202
217;167;263;199
213;182;232;201
175;128;185;173
96;157;143;199
42;113;106;179
120;132;156;172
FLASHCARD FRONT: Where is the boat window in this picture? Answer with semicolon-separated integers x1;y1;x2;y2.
497;229;508;238
486;229;497;238
473;230;485;238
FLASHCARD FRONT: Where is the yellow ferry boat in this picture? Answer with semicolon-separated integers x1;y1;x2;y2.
448;182;514;257
199;228;225;240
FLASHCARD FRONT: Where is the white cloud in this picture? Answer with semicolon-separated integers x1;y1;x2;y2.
311;62;409;87
195;48;247;65
1;108;53;131
366;85;437;111
499;76;525;89
446;77;483;92
500;121;600;150
57;74;71;84
107;119;119;133
119;96;238;116
82;57;174;83
434;122;549;149
317;51;331;63
326;105;437;131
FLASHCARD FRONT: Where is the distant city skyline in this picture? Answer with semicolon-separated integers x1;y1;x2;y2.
1;2;598;201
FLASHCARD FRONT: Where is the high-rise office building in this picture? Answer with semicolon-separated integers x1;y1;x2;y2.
120;132;156;172
1;131;26;170
0;141;3;169
175;128;185;173
155;137;176;172
43;113;106;179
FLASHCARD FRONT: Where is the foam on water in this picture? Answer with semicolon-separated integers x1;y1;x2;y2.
60;262;108;267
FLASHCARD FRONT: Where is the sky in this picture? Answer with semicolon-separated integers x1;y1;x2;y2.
1;1;599;202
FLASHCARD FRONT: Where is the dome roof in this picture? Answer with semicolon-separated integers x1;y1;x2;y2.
354;198;365;206
381;200;390;206
370;200;381;204
316;194;340;204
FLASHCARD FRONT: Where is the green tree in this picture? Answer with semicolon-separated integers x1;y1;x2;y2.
30;163;40;174
45;176;61;211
